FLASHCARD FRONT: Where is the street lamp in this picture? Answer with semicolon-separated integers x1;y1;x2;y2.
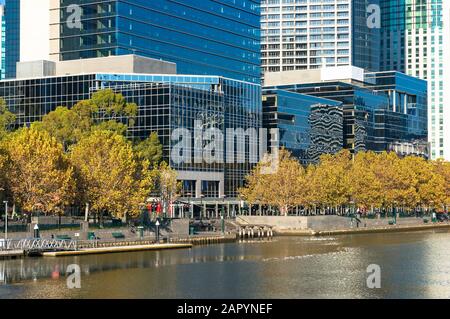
3;201;7;240
220;195;227;234
200;194;205;220
155;219;160;243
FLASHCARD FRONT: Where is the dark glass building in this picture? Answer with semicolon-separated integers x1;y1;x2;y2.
263;89;343;165
265;71;428;158
0;73;262;200
4;0;19;79
54;0;261;84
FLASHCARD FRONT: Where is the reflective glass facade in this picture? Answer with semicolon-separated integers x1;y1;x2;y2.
56;0;261;84
265;71;428;157
261;0;379;73
4;0;19;79
379;0;448;160
0;73;262;198
0;5;5;79
263;89;343;165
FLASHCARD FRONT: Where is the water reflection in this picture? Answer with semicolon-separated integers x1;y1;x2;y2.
1;231;450;299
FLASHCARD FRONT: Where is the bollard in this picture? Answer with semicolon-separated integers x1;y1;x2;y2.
33;224;40;239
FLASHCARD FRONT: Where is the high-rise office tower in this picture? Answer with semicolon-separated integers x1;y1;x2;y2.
261;0;380;73
262;0;449;160
0;4;5;79
5;0;261;83
55;0;261;83
4;0;50;78
380;0;449;160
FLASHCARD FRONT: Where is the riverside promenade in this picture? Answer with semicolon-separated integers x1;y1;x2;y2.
236;215;450;236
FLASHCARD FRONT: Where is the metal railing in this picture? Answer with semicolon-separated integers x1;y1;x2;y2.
0;239;78;252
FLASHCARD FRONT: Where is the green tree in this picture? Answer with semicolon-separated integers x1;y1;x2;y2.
1;128;75;214
32;106;82;149
82;89;138;127
33;89;138;149
70;130;153;220
0;98;16;140
134;132;163;168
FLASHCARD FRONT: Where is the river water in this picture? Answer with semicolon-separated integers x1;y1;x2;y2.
1;230;450;299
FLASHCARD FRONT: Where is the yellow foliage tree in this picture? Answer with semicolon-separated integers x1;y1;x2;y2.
312;150;352;211
152;162;181;216
70;130;154;220
1;128;75;214
433;160;450;209
239;149;306;216
349;151;384;211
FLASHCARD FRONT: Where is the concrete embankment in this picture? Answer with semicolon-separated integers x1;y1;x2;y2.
238;215;450;237
42;243;193;257
310;223;450;236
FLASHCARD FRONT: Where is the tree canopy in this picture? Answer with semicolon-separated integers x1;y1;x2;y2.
240;149;450;214
1;128;75;214
70;130;153;219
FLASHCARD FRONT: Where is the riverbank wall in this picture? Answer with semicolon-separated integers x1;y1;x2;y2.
236;216;450;236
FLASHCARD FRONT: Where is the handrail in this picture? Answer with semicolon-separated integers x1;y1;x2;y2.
0;238;78;252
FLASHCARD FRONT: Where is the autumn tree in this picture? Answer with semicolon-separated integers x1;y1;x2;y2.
70;130;153;221
239;149;306;216
1;128;75;215
152;162;181;216
349;151;384;211
432;159;450;209
312;150;352;212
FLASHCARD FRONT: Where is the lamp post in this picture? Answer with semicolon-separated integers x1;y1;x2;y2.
220;195;226;234
3;201;7;240
200;194;205;220
155;219;160;243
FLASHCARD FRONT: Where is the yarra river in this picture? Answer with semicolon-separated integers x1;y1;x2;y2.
1;230;450;299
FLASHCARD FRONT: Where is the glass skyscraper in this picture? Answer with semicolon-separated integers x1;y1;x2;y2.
265;71;429;158
380;0;448;160
261;0;380;73
51;0;261;84
4;0;19;79
0;4;5;79
0;73;262;199
263;89;343;165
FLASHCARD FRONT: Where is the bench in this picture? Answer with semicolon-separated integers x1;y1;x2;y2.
112;232;125;240
88;232;100;240
56;235;71;241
